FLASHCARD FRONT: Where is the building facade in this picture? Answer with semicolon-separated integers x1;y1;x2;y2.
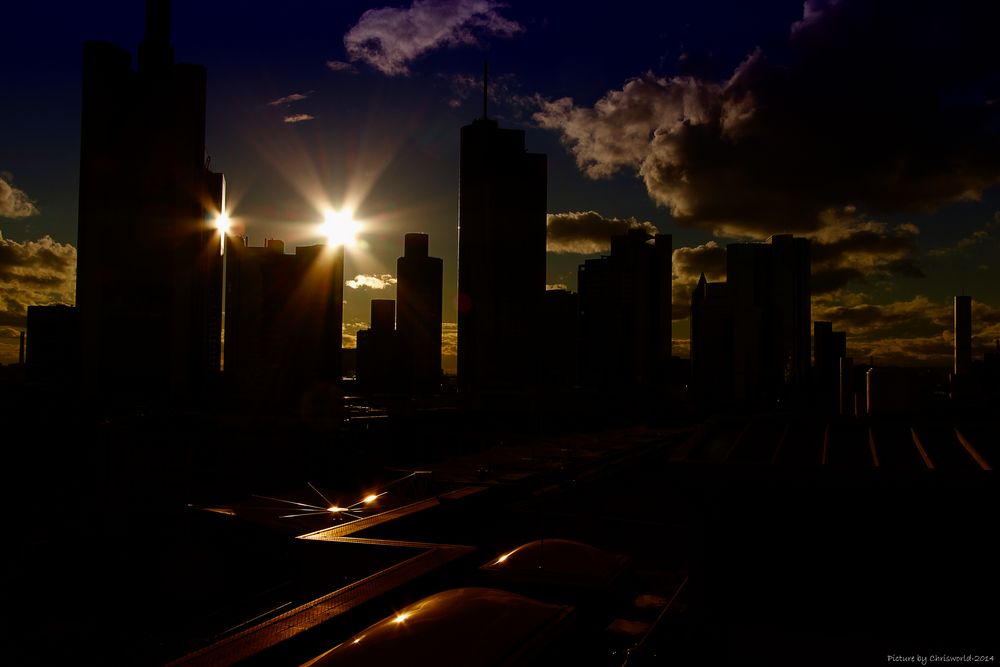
457;117;546;393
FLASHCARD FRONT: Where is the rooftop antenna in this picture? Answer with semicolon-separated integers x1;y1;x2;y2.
482;58;489;120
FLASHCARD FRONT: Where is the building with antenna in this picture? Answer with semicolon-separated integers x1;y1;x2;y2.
457;64;547;394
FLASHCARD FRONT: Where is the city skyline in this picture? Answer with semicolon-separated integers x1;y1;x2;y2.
3;0;1000;372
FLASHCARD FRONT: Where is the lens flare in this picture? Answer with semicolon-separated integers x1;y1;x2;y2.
321;208;360;248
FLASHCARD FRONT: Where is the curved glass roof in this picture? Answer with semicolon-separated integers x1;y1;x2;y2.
480;538;628;588
301;587;573;667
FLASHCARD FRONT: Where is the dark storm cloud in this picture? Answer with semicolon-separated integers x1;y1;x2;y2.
672;241;726;283
341;0;523;76
535;0;1000;237
669;209;922;317
809;211;923;293
546;210;659;254
671;241;726;319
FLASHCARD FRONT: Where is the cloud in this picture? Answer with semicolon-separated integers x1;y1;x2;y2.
0;235;76;363
810;293;1000;366
341;320;368;349
342;0;523;76
546;210;659;254
535;1;1000;238
345;273;397;290
668;209;921;318
283;114;315;124
268;92;308;106
670;241;727;320
928;211;1000;257
326;60;358;73
809;207;922;294
0;176;39;219
444;71;536;114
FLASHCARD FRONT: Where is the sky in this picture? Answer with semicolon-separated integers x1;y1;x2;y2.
2;0;999;370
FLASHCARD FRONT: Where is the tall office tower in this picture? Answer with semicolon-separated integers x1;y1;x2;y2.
726;234;810;406
690;273;734;403
577;230;672;387
396;233;443;392
357;299;398;392
76;0;224;404
223;240;344;406
814;321;847;413
458;105;547;394
954;295;972;377
541;288;579;387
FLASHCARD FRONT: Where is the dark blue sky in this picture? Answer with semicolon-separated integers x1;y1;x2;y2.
2;0;999;367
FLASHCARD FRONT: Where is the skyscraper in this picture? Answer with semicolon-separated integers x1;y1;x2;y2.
814;320;847;413
690;274;733;404
954;295;972;377
578;229;672;387
726;235;810;406
396;233;443;392
223;239;344;406
457;102;546;393
76;0;224;404
690;234;810;407
357;299;397;392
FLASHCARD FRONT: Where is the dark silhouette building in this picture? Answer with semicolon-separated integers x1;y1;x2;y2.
357;299;398;392
690;235;810;407
75;0;224;405
396;233;443;392
690;274;733;403
727;235;811;406
457;104;546;394
541;288;580;387
954;295;972;377
578;230;672;388
25;305;79;386
814;321;847;413
223;238;344;406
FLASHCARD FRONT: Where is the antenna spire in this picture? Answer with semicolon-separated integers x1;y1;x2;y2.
482;59;489;120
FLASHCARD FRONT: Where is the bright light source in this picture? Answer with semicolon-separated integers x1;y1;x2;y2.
321;208;360;248
215;211;231;233
495;550;515;565
363;494;378;504
327;506;347;513
392;612;411;624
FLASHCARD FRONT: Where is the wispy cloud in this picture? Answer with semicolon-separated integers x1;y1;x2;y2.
0;175;39;219
546;210;659;254
283;113;316;124
928;211;1000;257
268;92;309;106
345;273;397;290
341;0;523;76
326;60;358;73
